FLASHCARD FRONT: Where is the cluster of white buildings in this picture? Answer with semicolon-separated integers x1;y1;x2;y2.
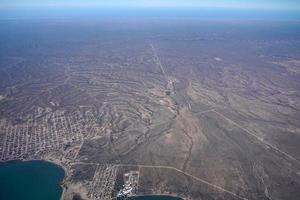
117;170;139;197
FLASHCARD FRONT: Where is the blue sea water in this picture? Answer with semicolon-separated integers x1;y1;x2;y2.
0;160;65;200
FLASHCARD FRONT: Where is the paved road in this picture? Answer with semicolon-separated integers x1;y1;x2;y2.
72;162;248;200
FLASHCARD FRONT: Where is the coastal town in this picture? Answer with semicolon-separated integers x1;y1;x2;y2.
117;170;139;197
89;165;119;200
0;108;99;161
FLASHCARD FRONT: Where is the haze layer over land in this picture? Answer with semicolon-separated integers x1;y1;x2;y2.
0;3;300;200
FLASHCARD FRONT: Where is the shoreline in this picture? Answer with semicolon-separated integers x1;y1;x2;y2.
1;159;187;200
0;158;67;200
126;194;184;199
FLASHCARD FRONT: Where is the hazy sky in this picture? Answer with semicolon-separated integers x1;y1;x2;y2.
1;0;300;11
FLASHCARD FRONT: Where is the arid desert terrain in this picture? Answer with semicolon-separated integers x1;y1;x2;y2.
0;19;300;200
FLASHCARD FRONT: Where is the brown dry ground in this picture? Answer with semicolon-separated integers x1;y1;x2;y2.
0;19;300;200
